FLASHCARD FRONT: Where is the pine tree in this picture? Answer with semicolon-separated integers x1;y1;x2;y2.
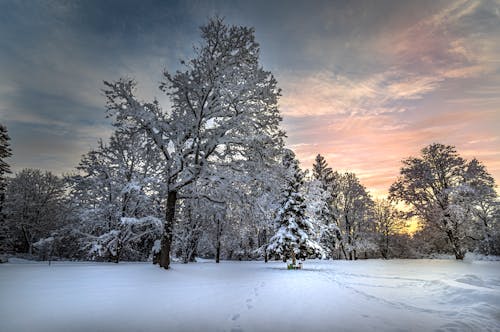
310;154;340;258
305;179;340;258
0;124;12;256
267;150;323;265
312;154;334;186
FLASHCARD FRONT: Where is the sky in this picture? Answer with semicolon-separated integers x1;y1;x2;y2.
1;0;499;198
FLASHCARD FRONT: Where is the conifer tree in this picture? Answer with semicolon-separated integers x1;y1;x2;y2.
267;150;323;265
312;154;334;186
310;154;339;258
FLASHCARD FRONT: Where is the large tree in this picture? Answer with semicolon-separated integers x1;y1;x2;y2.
104;17;284;269
389;143;496;259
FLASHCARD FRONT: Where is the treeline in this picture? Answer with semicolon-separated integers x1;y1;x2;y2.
1;133;498;263
1;18;498;264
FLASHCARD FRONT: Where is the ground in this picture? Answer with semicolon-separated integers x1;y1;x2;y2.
1;259;499;332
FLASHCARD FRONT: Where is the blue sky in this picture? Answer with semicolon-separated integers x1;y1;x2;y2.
1;0;499;196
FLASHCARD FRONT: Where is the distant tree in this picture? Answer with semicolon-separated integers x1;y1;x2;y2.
312;154;334;185
267;150;323;265
309;155;339;258
3;169;67;255
465;158;500;255
305;179;340;259
332;172;375;260
104;17;284;269
389;143;497;259
373;199;406;259
0;124;12;254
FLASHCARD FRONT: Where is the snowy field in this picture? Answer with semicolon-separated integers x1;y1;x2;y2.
1;259;499;332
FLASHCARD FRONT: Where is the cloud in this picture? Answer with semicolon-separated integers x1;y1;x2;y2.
279;69;442;117
280;0;500;118
2;0;499;197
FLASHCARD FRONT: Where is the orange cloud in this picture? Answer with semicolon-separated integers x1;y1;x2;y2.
285;107;500;199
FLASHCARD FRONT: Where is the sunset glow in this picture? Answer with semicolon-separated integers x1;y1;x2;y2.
1;0;499;199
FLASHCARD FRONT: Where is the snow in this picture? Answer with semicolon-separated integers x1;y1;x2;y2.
1;259;499;332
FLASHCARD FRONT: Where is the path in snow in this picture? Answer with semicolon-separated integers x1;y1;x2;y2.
0;259;499;332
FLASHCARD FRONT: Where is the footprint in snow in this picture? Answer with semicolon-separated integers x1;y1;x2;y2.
232;313;240;321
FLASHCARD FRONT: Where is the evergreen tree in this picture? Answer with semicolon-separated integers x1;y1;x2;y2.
268;150;323;265
310;154;340;258
305;179;340;259
312;154;334;186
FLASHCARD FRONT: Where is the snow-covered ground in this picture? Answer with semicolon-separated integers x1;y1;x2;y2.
1;259;499;332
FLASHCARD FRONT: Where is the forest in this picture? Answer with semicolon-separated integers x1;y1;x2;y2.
0;18;498;268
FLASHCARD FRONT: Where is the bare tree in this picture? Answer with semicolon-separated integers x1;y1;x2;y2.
373;199;406;259
389;143;496;259
332;172;374;260
4;169;66;255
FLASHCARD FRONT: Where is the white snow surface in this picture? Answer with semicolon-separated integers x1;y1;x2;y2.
1;259;499;332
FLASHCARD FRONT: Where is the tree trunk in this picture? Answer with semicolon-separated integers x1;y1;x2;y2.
481;218;492;255
215;216;221;264
159;191;177;269
446;229;465;260
340;243;348;260
263;228;268;263
385;233;389;259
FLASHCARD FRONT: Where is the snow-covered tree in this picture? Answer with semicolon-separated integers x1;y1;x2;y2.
104;17;284;269
305;179;339;258
0;124;12;255
308;155;340;258
3;169;67;255
373;199;406;259
332;172;375;260
389;143;497;259
267;150;323;265
465;158;500;255
68;130;163;262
